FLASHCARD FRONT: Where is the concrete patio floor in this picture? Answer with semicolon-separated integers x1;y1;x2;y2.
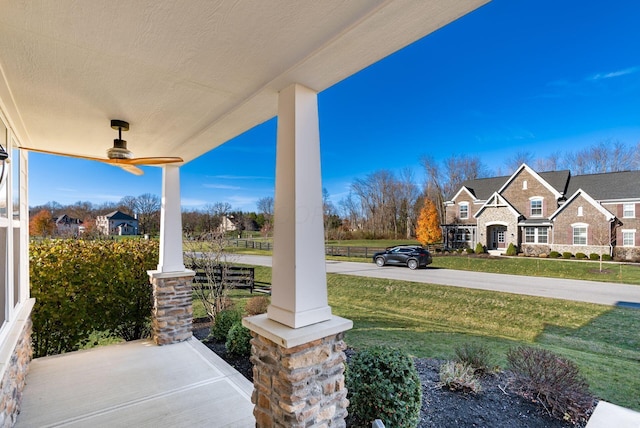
15;338;254;427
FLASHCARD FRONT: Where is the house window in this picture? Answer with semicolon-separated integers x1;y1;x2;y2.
459;203;469;219
622;230;635;247
530;198;542;217
524;227;547;244
573;226;587;245
523;180;528;190
577;206;583;216
623;203;635;218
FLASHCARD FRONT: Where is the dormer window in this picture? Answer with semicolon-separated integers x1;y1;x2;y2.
459;202;469;219
530;198;543;217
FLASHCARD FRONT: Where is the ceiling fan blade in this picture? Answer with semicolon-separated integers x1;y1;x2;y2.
19;146;107;162
113;163;144;176
117;157;184;166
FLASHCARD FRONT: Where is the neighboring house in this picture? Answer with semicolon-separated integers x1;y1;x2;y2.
54;214;84;236
443;164;640;261
218;216;237;233
96;210;138;236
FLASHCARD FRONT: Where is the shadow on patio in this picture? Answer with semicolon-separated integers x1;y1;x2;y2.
15;338;254;427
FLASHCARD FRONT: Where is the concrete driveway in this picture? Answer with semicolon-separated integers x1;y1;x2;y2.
233;254;640;307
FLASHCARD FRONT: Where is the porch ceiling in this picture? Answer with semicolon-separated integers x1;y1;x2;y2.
0;0;488;164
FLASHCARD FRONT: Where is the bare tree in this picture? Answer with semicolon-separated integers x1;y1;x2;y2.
565;140;636;174
534;151;564;172
118;196;138;216
503;150;535;172
135;193;161;235
421;155;486;226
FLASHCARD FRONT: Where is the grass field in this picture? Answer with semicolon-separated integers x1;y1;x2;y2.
202;265;640;411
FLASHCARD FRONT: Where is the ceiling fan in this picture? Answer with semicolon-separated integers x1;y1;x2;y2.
21;120;183;175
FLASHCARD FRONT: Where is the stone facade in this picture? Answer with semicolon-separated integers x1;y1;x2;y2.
148;273;194;345
250;331;349;428
0;318;32;428
476;206;519;250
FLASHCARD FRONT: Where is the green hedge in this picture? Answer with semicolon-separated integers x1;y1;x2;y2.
30;239;159;357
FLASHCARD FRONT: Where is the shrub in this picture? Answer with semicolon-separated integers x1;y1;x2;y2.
507;346;593;424
454;342;493;375
466;248;474;254
549;251;560;258
562;252;573;259
474;243;485;254
244;295;270;316
575;252;587;260
506;242;517;256
225;321;252;357
346;346;421;428
456;248;464;254
211;309;241;342
589;253;599;261
602;254;612;261
30;239;159;357
439;361;482;394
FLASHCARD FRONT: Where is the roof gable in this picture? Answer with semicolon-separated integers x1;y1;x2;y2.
449;186;477;203
105;210;137;221
566;170;640;201
550;189;615;221
474;192;521;219
498;163;566;199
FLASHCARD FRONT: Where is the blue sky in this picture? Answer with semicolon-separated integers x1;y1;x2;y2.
29;0;640;212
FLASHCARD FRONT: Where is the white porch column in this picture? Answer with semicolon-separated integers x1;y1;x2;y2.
267;83;331;329
157;165;185;272
244;83;352;428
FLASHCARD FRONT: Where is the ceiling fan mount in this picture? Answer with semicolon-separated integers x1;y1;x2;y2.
108;120;133;160
20;119;184;175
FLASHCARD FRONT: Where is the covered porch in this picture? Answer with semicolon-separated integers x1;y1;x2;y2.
0;1;490;426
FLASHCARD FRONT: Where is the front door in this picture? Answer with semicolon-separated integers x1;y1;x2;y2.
489;226;508;250
496;228;506;249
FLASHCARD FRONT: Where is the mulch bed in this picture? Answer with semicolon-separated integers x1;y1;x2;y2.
192;321;590;427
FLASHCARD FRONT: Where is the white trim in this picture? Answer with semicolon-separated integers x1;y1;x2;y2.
486;221;508;227
571;223;588;246
474;192;521;219
621;229;635;247
448;186;476;204
550;189;615;221
529;196;543;217
622;203;635;218
497;163;562;199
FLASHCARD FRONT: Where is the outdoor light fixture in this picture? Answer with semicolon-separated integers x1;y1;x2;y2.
0;145;8;186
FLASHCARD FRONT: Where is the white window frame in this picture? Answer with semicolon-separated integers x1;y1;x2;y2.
572;223;588;246
622;229;635;247
459;202;469;220
623;203;635;218
530;197;543;217
524;226;548;244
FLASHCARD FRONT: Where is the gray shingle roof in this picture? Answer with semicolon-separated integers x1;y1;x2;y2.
456;176;509;200
567;170;640;200
454;168;640;202
104;210;137;221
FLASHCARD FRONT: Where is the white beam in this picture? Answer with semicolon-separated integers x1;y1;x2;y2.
157;166;185;272
267;83;332;329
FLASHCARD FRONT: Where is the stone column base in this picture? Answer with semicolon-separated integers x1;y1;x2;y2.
147;270;195;345
244;314;353;428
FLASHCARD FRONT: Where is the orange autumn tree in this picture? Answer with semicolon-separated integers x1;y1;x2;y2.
416;199;442;245
29;209;55;237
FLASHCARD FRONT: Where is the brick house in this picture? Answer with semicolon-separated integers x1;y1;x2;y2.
443;164;640;261
95;210;138;236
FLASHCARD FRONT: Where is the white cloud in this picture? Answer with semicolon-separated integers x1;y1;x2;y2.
206;175;272;180
202;183;243;190
588;66;639;81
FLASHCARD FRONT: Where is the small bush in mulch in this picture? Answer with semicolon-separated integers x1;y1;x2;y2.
575;252;587;260
550;251;561;258
475;243;485;254
562;252;573;259
244;295;270;316
210;309;241;342
346;346;422;428
507;346;595;425
506;243;518;256
225;321;252;357
454;342;493;376
439;361;482;394
589;253;599;260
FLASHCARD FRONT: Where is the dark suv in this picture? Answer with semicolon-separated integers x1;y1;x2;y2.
372;245;432;270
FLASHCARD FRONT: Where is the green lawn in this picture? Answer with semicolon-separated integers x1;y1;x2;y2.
206;266;639;411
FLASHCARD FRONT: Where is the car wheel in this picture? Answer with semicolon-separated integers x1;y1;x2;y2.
375;257;385;267
407;259;418;270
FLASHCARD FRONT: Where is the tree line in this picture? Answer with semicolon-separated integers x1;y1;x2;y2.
29;139;639;242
